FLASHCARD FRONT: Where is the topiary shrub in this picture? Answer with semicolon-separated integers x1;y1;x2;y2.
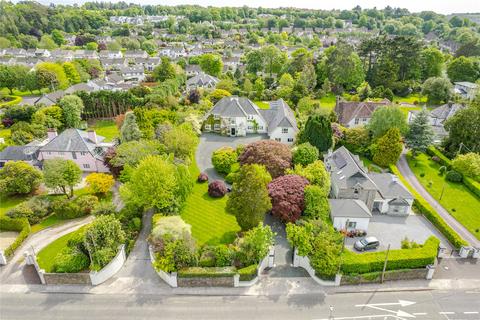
446;170;463;183
212;147;238;175
197;172;209;183
268;175;309;223
439;166;447;175
208;180;227;198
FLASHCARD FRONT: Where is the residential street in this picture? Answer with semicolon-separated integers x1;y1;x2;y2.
396;152;480;247
1;288;479;320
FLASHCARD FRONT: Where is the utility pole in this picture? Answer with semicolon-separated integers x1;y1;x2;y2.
439;183;446;201
381;244;390;283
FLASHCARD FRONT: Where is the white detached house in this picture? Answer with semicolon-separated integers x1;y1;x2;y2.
202;96;298;144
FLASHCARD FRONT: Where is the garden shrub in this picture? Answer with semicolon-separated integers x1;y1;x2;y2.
234;224;274;267
208;180;227;198
238;140;292;178
389;164;467;248
0;216;31;257
341;237;439;274
303;185;330;221
6;196;53;224
463;177;480;198
292;143;319;166
0;161;43;196
288;160;330;196
198;245;233;267
150;216;192;250
92;202;117;216
85;173;115;195
74;195;99;215
154;236;197;273
426;147;451;168
197;172;208;183
52;247;90;273
268;175;309;223
177;266;236;278
451;153;480;182
445;170;463;183
238;264;258;281
6;202;36;224
212;147;238;175
439;166;447;175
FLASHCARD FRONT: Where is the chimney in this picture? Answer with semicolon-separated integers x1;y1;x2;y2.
47;129;57;141
87;130;97;144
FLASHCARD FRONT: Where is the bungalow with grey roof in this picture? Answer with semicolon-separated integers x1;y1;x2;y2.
186;72;219;90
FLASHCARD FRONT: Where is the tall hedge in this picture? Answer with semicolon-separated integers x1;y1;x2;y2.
0;216;31;258
341;237;439;274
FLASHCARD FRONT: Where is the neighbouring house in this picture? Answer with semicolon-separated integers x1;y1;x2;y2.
0;143;41;168
407;103;466;143
454;82;479;100
329;199;372;231
186;72;219;90
324;146;413;230
334;97;391;127
34;91;66;106
119;65;145;82
185;64;202;77
37;129;113;172
202;96;298;144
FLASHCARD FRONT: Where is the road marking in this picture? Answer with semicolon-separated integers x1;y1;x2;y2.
355;300;416;319
412;313;427;316
464;311;479;314
439;312;455;315
313;315;412;320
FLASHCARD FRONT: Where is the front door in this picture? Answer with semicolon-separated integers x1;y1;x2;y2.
231;128;236;136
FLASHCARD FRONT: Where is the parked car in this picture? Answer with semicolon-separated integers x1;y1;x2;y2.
354;236;380;251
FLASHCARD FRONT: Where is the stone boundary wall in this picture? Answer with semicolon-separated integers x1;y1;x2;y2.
25;245;126;286
234;246;275;287
340;268;429;285
292;248;341;286
178;276;235;287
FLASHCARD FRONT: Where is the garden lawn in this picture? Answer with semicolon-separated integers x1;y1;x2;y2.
37;225;88;273
317;93;337;111
88;120;118;142
407;152;480;240
392;93;427;105
254;101;270;109
0;128;12;145
180;161;240;246
0;195;29;217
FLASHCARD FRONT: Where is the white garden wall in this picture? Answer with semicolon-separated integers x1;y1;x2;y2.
90;245;126;285
292;248;341;286
148;245;178;287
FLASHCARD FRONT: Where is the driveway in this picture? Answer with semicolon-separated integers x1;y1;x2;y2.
195;133;266;181
346;214;453;251
397;152;480;247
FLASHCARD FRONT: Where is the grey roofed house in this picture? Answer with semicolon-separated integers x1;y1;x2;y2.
34;90;66;106
259;99;298;135
0;145;39;162
208;96;259;117
334;97;391;127
368;173;413;200
186;72;219;89
329;199;372;218
429;102;465;123
41;129;105;153
65;83;95;94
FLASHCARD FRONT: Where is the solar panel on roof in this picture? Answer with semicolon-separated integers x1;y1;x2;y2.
333;153;347;169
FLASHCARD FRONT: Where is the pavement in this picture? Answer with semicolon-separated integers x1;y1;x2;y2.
195;133;266;181
396;152;480;248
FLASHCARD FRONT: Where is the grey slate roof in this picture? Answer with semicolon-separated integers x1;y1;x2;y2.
329;199;372;218
260;99;298;134
429;103;465;122
0;146;38;161
208;96;251;117
186;72;219;87
369;173;413;200
41;129;105;153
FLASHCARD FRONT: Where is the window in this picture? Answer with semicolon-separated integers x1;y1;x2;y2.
230;118;235;125
354;118;359;125
214;123;220;130
72;152;77;159
275;138;281;142
287;138;293;142
204;124;211;130
347;221;357;229
363;118;367;122
282;128;288;134
247;115;253;120
80;152;87;156
83;164;90;169
258;126;263;130
47;152;52;155
247;126;253;130
354;189;359;194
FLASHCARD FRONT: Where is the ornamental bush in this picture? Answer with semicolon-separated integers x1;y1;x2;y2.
6;203;35;224
197;172;209;183
238;140;292;178
234;224;274;267
52;247;90;273
208;180;227;198
0;161;43;196
92;202;117;216
268;175;309;223
85;173;115;195
451;153;480;182
150;216;192;252
303;185;330;221
446;170;463;183
212;147;238;175
289;160;330;196
292;143;319;166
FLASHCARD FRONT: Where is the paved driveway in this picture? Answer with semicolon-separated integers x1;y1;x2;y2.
346;214;452;251
195;133;266;181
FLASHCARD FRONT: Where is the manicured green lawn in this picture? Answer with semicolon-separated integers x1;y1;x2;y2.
254;101;270;110
37;226;88;273
31;214;62;233
407;152;480;240
0;195;29;217
317;93;337;111
88;120;118;142
180;161;240;246
393;93;427;105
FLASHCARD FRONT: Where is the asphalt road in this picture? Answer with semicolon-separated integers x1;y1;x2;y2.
1;289;479;320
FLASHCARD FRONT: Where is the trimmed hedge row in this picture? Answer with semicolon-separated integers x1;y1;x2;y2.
341;237;439;275
426;147;480;198
238;264;257;281
0;95;22;107
178;266;237;278
0;216;31;258
389;164;468;248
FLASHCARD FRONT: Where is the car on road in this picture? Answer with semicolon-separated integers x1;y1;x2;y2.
354;236;380;251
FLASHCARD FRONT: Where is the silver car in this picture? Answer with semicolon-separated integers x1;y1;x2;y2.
354;236;380;251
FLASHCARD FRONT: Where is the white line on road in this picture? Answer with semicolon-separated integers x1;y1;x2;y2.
412;313;427;315
439;312;455;315
464;312;479;314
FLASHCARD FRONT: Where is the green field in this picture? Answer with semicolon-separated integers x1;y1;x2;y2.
407;153;480;240
88;120;118;142
37;226;88;273
180;161;240;246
